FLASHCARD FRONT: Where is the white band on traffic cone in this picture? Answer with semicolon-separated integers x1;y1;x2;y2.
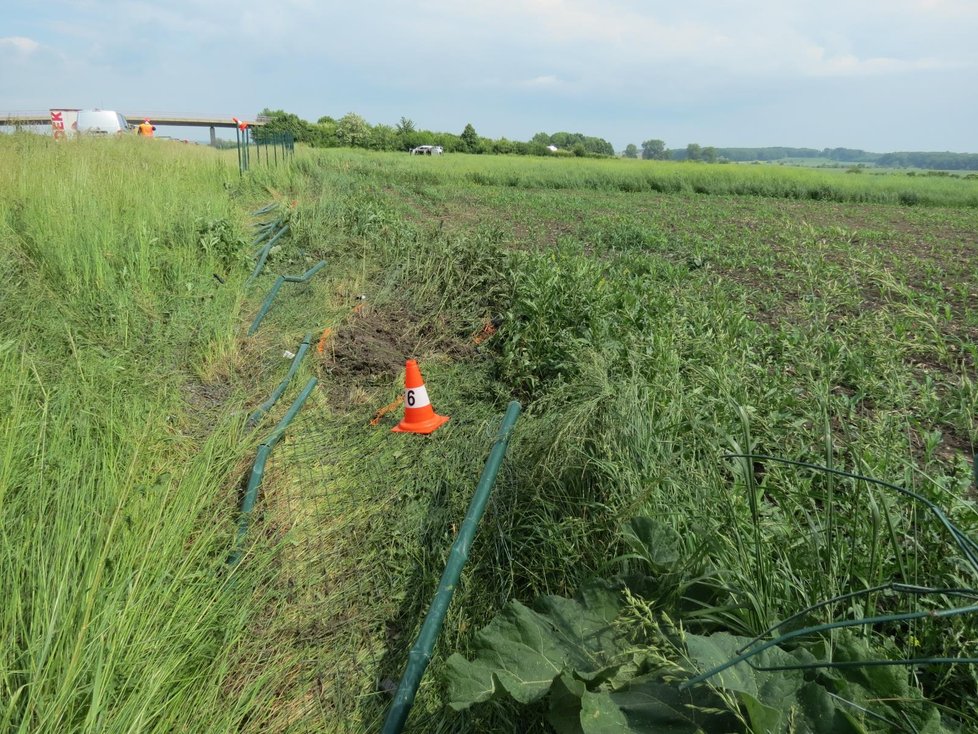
405;385;430;409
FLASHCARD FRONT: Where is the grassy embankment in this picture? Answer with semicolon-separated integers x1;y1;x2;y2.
0;134;289;732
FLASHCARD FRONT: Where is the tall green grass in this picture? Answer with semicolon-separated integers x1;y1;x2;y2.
0;134;279;732
302;148;978;207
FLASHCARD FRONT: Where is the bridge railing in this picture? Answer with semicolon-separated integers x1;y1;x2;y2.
0;111;269;127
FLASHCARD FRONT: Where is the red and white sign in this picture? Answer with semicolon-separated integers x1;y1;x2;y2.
50;109;79;140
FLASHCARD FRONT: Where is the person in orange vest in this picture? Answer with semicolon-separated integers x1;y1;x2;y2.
136;119;156;137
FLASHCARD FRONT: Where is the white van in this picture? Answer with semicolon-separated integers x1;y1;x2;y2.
75;109;131;136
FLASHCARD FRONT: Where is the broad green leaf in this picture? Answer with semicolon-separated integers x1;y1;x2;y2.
446;600;566;706
736;691;783;734
685;632;803;698
548;673;586;734
832;635;909;700
624;516;684;573
537;582;624;682
685;632;805;732
796;682;866;734
580;690;630;734
446;585;626;710
444;652;497;710
592;675;732;733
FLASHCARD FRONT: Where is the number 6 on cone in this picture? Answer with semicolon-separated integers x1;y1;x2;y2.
392;359;450;434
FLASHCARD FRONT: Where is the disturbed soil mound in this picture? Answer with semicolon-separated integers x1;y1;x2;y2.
319;304;477;381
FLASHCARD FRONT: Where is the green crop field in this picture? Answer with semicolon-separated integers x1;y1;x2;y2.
1;136;976;733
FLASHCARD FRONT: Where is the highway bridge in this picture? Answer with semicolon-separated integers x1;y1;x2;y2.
0;111;268;145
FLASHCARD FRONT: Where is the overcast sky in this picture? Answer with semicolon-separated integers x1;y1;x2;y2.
2;0;977;152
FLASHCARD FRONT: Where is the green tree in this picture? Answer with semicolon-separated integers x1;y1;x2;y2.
702;146;717;163
686;143;702;161
641;139;666;160
396;116;415;134
255;108;310;143
370;124;398;151
492;137;515;154
336;112;371;148
460;123;480;153
623;143;639;159
307;119;338;147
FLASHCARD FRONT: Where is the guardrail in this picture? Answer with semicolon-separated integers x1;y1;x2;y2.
0;111;270;128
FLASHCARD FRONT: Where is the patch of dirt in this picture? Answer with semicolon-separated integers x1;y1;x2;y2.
182;379;233;414
316;303;478;382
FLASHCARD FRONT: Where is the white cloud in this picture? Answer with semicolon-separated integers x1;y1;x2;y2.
518;75;565;88
415;0;974;80
802;50;947;77
0;36;40;55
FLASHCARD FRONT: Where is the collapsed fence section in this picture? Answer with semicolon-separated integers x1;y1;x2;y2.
238;397;522;732
248;333;313;428
248;261;327;335
228;377;318;567
383;401;522;733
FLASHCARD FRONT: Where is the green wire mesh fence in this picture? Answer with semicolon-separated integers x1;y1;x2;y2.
236;378;519;732
238;128;294;174
684;454;978;691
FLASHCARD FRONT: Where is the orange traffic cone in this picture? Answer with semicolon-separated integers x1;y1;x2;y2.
392;360;450;434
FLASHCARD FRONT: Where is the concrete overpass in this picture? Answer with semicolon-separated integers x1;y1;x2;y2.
0;111;268;145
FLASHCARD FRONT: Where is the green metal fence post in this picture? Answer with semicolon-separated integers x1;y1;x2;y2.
247;333;313;427
382;401;522;734
227;377;318;566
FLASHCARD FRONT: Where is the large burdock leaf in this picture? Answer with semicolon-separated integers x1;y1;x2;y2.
685;632;805;733
580;676;732;734
548;673;587;734
446;583;625;710
623;516;684;574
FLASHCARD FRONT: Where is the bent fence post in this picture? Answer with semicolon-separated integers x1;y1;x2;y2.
382;400;522;734
249;276;285;334
255;223;290;252
251;202;278;217
252;220;283;245
247;332;313;428
282;260;326;283
228;377;318;566
248;261;326;335
248;225;290;283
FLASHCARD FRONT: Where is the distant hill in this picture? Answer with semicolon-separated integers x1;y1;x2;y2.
669;146;978;170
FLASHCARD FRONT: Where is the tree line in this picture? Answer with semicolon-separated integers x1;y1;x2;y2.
254;109;977;170
253;109;615;157
623;141;978;170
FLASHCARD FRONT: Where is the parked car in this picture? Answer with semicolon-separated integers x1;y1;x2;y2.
75;109;131;136
410;145;443;155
